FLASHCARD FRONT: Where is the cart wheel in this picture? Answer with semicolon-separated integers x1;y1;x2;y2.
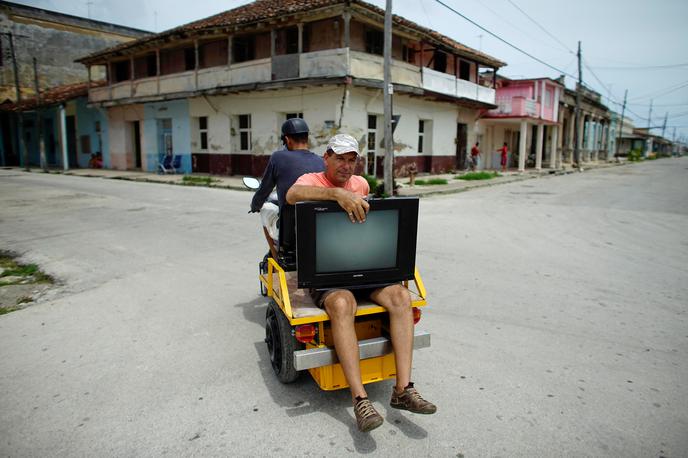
259;253;269;297
265;301;302;383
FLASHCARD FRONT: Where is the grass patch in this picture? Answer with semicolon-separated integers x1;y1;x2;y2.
414;178;449;186
455;171;500;181
0;252;53;286
181;175;218;186
0;306;19;315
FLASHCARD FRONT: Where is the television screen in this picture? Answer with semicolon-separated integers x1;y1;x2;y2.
296;198;418;290
315;210;399;273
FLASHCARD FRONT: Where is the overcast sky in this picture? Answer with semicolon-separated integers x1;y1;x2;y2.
19;0;688;141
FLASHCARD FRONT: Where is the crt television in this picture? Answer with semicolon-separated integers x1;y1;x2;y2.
295;197;419;290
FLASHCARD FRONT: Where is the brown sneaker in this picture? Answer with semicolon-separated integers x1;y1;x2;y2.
353;397;383;432
390;382;437;414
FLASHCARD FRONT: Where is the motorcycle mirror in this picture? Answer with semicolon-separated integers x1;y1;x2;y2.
242;177;260;190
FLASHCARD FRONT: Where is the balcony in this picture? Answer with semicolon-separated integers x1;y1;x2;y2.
90;48;491;106
421;67;495;105
489;96;541;118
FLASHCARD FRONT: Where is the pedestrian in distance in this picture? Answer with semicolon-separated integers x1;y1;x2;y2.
498;142;508;173
470;142;480;171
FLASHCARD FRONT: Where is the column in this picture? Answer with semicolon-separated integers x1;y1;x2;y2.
156;49;161;95
535;123;544;170
550;124;559;169
227;36;233;66
270;30;276;57
578;114;586;162
59;104;69;171
130;56;135;96
343;12;351;48
194;39;199;90
567;110;575;164
518;120;527;172
297;23;303;54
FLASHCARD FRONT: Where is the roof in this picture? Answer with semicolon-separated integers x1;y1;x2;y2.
1;81;106;111
76;0;505;68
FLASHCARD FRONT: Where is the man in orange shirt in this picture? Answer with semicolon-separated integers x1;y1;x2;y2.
286;134;436;433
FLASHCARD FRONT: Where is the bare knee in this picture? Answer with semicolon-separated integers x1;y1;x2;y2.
324;290;357;321
374;284;411;314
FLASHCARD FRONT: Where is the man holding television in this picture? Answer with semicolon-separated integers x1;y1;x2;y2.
286;133;436;433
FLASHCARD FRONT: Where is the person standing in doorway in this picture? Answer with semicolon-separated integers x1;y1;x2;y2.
498;142;508;173
470;142;480;171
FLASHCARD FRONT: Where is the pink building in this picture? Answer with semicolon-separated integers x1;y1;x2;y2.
479;76;564;171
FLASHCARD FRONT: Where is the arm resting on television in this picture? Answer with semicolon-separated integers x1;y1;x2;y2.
286;185;369;222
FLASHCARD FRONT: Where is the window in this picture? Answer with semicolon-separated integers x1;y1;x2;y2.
238;114;251;151
199;116;208;150
459;60;471;81
433;51;447;73
184;47;196;71
134;53;157;78
402;45;416;64
365;28;384;56
276;26;299;55
199;39;229;68
418;120;424;153
545;87;552;107
285;113;303;120
233;35;256;63
367;114;378;176
112;60;131;83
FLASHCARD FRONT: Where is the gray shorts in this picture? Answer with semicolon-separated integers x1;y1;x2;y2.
310;287;380;309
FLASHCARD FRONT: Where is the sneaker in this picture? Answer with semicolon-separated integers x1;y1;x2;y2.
390;382;437;414
353;397;384;432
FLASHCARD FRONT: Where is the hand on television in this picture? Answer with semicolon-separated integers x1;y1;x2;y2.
335;189;369;223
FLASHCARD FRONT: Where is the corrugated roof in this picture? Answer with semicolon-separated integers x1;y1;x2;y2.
76;0;505;68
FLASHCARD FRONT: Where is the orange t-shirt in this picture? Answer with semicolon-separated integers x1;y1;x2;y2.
294;172;370;197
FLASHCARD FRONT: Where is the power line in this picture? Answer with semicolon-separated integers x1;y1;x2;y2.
505;0;575;55
431;0;577;80
589;62;688;70
630;80;688;101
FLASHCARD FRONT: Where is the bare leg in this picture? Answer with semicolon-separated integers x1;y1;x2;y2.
324;290;367;400
370;284;413;392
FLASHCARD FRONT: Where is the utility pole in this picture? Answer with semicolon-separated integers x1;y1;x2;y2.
573;41;582;169
647;99;653;131
615;89;627;158
383;0;393;195
7;32;28;170
33;57;47;172
661;112;668;138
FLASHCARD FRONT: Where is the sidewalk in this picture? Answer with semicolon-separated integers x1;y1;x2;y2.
5;160;628;197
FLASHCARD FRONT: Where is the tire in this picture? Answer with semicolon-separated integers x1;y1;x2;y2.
259;252;270;297
265;301;302;383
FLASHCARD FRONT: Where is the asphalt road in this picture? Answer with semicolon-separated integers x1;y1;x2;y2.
1;159;686;457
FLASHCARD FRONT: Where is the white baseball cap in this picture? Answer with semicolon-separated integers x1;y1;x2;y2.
326;133;360;156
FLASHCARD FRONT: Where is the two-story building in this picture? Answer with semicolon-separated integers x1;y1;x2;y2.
75;0;505;177
479;75;564;171
558;84;611;166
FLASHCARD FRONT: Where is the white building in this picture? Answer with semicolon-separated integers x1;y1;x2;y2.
77;0;505;176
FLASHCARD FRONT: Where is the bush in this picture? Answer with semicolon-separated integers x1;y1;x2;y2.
627;149;643;162
414;178;448;186
455;171;500;181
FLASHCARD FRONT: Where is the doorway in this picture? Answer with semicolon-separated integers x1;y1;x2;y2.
131;121;142;168
455;123;467;170
157;118;173;158
66;115;77;168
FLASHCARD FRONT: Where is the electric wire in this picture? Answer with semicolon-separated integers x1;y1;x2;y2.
505;0;575;55
431;0;577;80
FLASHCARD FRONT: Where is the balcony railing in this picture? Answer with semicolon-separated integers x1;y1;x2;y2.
488;96;542;118
421;67;495;105
90;49;491;106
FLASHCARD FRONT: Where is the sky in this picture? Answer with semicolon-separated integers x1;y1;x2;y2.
19;0;688;141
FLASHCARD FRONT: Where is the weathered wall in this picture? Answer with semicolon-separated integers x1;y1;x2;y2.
0;4;148;102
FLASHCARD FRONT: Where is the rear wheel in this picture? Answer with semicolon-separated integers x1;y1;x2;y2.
265;301;302;383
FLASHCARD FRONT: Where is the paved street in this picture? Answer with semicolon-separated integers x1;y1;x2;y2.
1;159;687;457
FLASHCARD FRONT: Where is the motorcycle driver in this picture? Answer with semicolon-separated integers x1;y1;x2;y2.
250;118;325;258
